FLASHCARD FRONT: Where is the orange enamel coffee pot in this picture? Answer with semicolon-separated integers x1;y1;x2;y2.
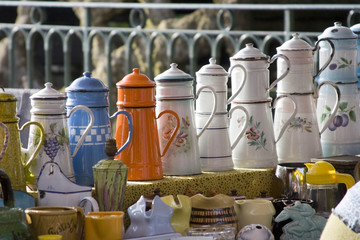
115;69;180;180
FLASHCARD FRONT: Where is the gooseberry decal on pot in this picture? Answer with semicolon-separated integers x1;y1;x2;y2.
328;57;353;70
321;102;356;131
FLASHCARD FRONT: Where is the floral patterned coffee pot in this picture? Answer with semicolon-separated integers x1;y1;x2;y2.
154;63;217;175
26;83;94;190
0;90;44;191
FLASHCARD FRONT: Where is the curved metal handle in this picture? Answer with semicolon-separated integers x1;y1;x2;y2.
21;121;45;168
67;105;95;158
273;94;298;143
268;54;291;91
313;38;335;80
73;206;85;240
196;86;218;138
227;63;247;104
317;81;341;135
109;110;133;156
229;105;249;150
156;110;180;157
0;122;9;160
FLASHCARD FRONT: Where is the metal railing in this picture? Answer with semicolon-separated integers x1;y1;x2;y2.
1;1;360;109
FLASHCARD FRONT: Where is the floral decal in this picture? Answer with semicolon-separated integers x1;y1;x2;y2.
287;117;312;133
161;115;191;154
242;116;267;151
329;57;353;70
321;102;356;131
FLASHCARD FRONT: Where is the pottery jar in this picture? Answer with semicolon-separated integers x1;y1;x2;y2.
318;22;358;84
0;90;44;191
229;43;290;102
85;211;125;240
276;33;334;94
115;69;180;180
27;83;94;190
155;63;217;175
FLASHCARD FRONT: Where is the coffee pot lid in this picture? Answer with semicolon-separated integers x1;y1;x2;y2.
117;68;155;88
305;161;355;189
30;82;66;100
277;33;313;51
65;72;109;92
154;63;193;82
231;43;269;60
318;22;357;40
197;58;228;76
93;139;129;171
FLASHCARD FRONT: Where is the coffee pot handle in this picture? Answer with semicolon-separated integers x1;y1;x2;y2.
109;111;133;156
335;173;355;189
196;86;218;138
268;54;291;91
0;169;14;208
67;105;95;158
21;121;45;168
0;122;9;160
273;94;298;143
156;110;180;157
228;105;249;150
316;81;341;135
313;38;335;80
227;63;247;103
73;206;85;240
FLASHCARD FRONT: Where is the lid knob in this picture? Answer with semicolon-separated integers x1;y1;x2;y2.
334;21;342;27
292;33;300;39
83;72;91;78
209;57;216;65
245;43;254;48
170;63;178;69
104;138;117;159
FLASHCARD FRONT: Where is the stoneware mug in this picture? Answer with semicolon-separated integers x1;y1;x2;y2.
25;206;84;240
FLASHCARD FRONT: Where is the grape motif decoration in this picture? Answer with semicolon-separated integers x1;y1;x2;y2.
328;57;352;71
43;123;69;161
321;102;356;131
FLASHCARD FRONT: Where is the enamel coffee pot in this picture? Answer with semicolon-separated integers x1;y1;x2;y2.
350;23;360;88
0;90;44;191
195;58;249;171
27;83;94;190
317;22;360;157
276;33;334;94
66;72;129;186
115;68;180;180
154;63;217;175
229;95;297;168
274;83;340;164
229;43;290;102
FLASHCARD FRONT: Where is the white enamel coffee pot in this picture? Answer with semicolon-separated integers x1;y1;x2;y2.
155;63;217;175
229;43;290;102
195;58;249;171
274;82;340;164
276;33;335;94
230;95;297;169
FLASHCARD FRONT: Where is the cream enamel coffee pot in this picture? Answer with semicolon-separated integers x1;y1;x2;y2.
274;82;340;164
26;83;94;190
0;90;44;191
230;95;297;168
229;43;290;102
195;58;249;171
276;33;334;94
155;63;217;175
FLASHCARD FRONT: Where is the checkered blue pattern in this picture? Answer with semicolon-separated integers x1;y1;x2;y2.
69;124;111;146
